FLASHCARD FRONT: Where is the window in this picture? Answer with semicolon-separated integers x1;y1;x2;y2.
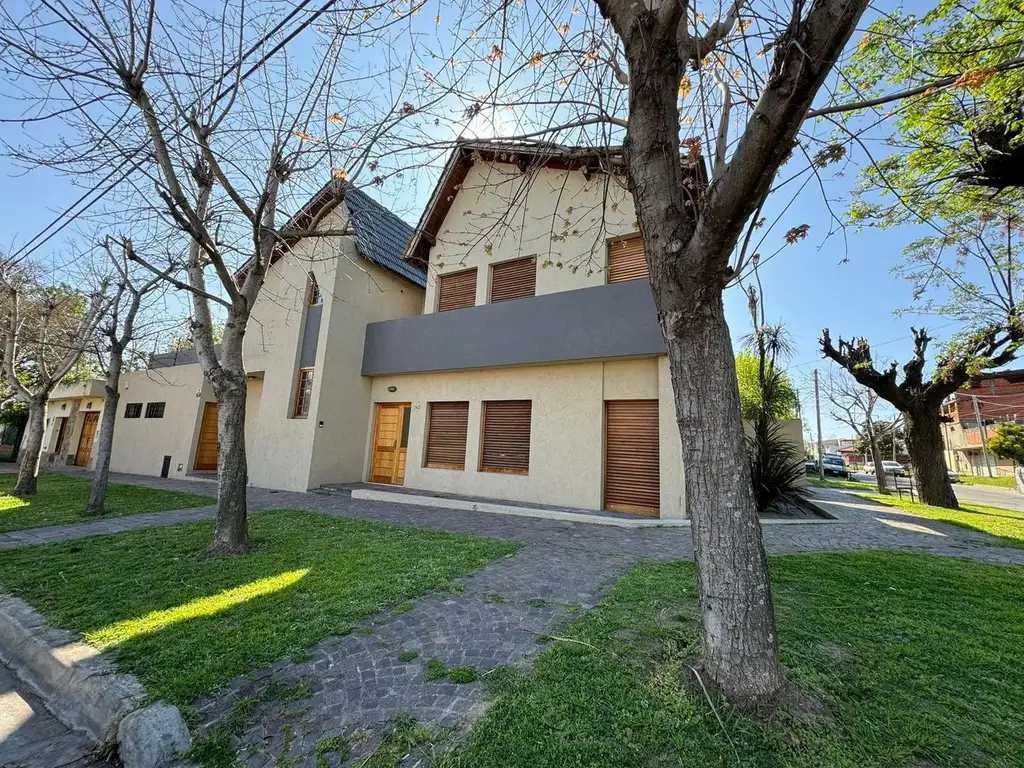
293;368;315;417
145;402;166;419
490;257;536;303
436;268;477;311
480;400;531;474
607;233;648;283
124;402;143;419
424;402;469;469
307;272;322;307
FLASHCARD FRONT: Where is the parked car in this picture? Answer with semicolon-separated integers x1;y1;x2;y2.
864;461;908;477
947;469;960;483
881;461;907;477
804;458;818;473
820;454;849;478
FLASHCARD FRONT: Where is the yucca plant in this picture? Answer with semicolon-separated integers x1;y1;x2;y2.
744;288;807;513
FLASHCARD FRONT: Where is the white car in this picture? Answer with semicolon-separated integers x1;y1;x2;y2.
865;461;907;477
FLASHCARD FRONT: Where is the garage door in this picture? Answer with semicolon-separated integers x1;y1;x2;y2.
194;402;218;471
604;400;660;515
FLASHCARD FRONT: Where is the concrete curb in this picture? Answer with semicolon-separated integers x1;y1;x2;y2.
352;488;842;527
0;592;145;745
352;488;692;527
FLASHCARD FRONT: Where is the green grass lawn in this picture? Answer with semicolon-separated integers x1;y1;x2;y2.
0;511;517;705
959;475;1017;489
808;476;872;492
446;553;1024;768
0;473;214;533
852;491;1024;548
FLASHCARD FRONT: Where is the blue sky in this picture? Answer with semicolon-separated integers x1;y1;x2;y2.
0;0;948;438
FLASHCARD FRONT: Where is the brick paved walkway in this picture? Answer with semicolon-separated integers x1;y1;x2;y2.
0;662;99;768
3;471;1023;766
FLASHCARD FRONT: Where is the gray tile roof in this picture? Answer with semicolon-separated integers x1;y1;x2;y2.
344;187;426;288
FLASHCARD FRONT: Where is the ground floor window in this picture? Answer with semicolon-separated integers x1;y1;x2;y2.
425;401;469;469
479;400;531;474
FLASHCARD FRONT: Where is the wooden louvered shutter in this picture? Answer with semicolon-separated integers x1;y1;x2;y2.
480;400;531;474
437;269;477;311
490;257;536;303
425;402;469;469
604;400;660;515
607;234;649;283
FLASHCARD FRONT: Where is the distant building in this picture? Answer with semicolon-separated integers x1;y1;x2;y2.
940;368;1024;477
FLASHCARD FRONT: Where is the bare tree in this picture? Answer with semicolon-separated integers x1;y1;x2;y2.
86;237;169;516
1;0;428;553
821;368;888;494
820;325;1020;508
416;0;875;708
0;265;106;495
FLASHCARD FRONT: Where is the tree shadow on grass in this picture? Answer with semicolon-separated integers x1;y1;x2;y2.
0;510;516;706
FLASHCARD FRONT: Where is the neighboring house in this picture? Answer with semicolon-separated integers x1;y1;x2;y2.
40;379;108;469
941;368;1024;477
101;184;426;489
360;141;801;518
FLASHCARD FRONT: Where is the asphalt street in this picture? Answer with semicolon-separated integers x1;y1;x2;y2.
847;472;1024;512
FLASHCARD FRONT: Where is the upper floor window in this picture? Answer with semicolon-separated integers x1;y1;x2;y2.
489;257;537;304
436;268;477;312
307;272;322;307
145;402;166;419
124;402;143;419
607;233;648;283
294;368;315;418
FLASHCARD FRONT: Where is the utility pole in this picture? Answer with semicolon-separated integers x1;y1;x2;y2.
972;395;995;477
814;369;824;482
892;414;899;462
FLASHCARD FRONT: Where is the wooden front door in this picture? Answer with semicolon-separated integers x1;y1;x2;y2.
370;403;410;484
194;402;219;471
604;400;660;516
75;412;99;467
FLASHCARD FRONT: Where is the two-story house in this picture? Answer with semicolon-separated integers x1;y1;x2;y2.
358;141;705;518
52;141;802;521
941;367;1024;476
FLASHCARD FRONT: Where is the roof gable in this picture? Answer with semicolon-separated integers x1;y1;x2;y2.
343;186;426;288
404;140;707;266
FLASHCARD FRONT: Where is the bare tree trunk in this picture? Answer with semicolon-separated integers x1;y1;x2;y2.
866;425;888;494
86;354;122;516
906;408;958;508
14;398;46;495
665;294;785;707
619;31;784;706
209;369;249;556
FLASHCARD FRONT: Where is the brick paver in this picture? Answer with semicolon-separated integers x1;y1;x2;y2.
3;470;1023;765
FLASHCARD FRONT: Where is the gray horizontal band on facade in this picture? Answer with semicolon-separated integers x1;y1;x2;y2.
361;279;666;376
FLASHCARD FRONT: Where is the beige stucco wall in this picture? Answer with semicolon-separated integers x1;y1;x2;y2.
109;364;211;478
43;387;107;468
366;356;687;518
243;204;424;492
423;162;638;313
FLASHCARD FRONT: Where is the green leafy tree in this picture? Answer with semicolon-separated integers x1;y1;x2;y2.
736;351;799;422
843;0;1024;222
988;422;1024;464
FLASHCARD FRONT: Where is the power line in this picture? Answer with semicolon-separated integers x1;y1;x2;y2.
8;0;338;264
